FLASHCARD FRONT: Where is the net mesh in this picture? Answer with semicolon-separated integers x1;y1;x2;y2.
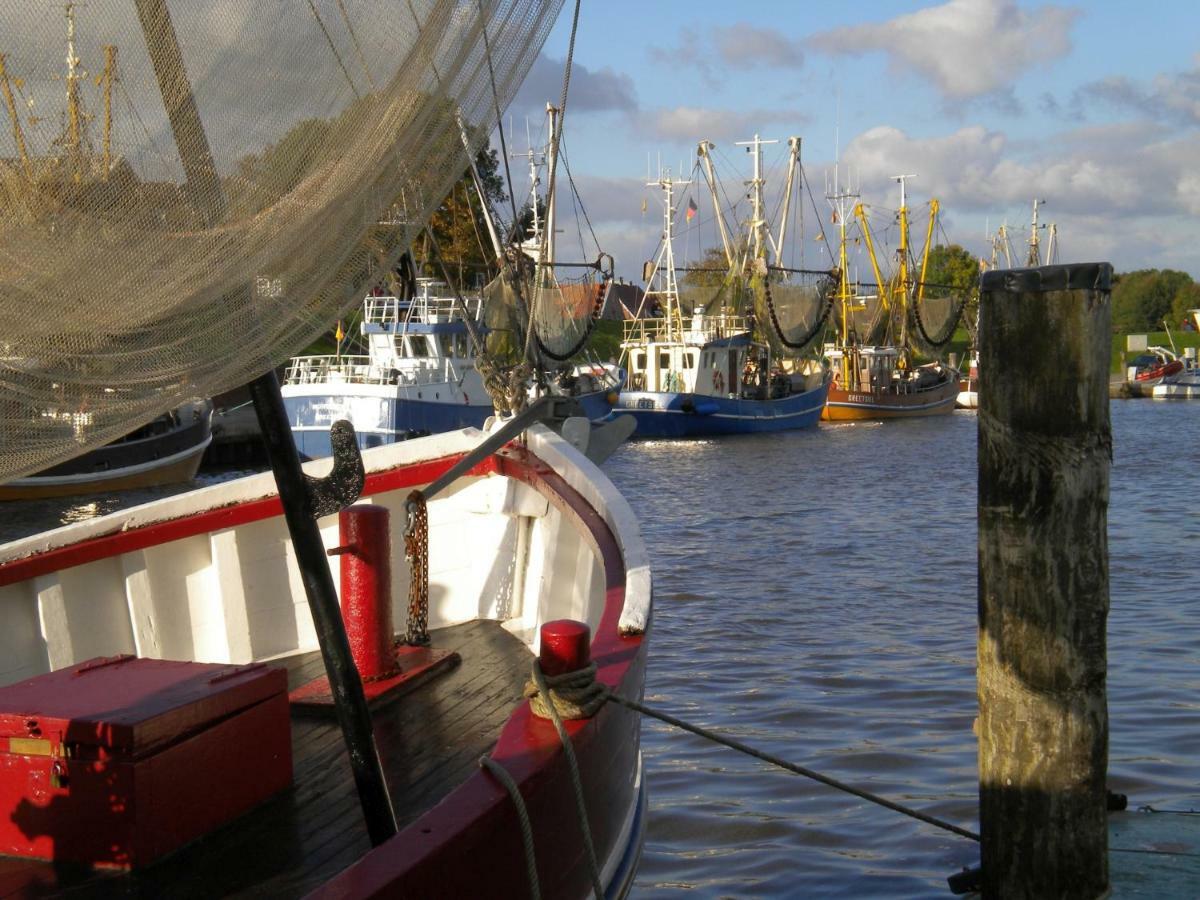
909;282;969;353
753;269;833;355
0;0;562;481
677;269;743;316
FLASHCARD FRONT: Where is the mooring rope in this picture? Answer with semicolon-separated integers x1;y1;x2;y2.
529;662;980;845
478;756;541;900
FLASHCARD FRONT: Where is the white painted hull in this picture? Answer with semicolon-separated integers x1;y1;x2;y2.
0;425;650;687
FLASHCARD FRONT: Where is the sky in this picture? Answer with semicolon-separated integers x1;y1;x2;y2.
505;0;1200;283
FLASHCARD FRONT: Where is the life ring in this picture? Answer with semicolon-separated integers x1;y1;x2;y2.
713;370;725;393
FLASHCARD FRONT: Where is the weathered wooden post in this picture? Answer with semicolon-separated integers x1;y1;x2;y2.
977;262;1112;899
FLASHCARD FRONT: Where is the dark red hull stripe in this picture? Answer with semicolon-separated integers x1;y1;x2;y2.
0;454;496;588
308;446;646;900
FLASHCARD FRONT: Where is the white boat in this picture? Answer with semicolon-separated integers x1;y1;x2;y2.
1152;348;1200;398
282;279;622;459
0;421;651;896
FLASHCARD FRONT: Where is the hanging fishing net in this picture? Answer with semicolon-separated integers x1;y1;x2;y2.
840;288;890;346
530;266;606;360
753;267;835;354
0;0;563;481
909;282;970;353
677;268;744;317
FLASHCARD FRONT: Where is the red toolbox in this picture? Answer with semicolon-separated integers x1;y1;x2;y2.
0;654;292;868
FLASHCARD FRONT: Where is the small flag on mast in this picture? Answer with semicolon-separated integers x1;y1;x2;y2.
641;196;648;214
685;197;697;221
335;321;344;342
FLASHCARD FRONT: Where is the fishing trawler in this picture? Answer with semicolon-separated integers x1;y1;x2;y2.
615;135;831;436
0;2;649;897
822;175;960;421
280;105;623;460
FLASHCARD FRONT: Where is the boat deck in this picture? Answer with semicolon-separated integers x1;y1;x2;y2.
0;620;531;898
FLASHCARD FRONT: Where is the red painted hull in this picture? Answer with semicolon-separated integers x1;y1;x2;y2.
309;450;648;899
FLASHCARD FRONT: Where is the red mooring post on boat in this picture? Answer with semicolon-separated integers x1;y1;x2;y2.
540;620;591;676
977;262;1112;899
336;506;396;680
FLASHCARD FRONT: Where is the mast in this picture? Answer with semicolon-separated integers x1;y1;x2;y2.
645;170;689;340
456;110;502;259
64;2;85;171
102;45;116;177
696;140;733;267
735;133;777;263
827;160;860;385
0;54;31;180
772;136;801;262
1027;198;1044;266
541;102;558;268
892;174;917;351
917;198;939;303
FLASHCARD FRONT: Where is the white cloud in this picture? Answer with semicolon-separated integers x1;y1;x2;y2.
809;0;1078;103
1073;64;1200;128
634;105;806;144
510;53;638;120
714;24;804;69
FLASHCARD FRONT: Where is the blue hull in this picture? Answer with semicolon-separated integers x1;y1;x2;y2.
614;380;829;438
286;390;617;458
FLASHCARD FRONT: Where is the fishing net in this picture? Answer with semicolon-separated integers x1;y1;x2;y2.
677;268;743;316
841;289;890;346
754;268;834;354
0;0;562;481
482;259;604;364
910;282;970;353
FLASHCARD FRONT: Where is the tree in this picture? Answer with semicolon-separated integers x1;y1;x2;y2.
923;243;980;293
1111;269;1198;332
411;144;508;292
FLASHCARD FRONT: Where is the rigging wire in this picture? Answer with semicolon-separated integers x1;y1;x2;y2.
477;0;520;235
306;0;361;100
334;0;376;90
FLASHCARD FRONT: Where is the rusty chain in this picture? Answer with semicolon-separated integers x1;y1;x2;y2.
403;489;430;646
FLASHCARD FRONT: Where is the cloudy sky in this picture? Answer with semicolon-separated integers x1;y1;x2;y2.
507;0;1200;282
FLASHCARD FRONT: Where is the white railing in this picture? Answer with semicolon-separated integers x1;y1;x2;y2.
283;354;466;388
363;288;482;326
622;312;750;345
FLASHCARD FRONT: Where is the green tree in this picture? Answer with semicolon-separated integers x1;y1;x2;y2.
922;243;980;293
1111;269;1198;332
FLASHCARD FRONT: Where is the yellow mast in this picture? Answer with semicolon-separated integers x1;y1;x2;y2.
853;202;888;315
917;198;939;303
102;45;116;177
0;53;32;180
65;1;84;173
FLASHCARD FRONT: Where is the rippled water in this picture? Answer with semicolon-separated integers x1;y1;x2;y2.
2;404;1196;898
603;402;1200;898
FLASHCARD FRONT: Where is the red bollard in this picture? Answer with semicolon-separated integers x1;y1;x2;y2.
336;505;395;679
539;619;591;676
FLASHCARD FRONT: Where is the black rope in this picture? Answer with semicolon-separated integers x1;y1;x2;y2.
606;691;980;843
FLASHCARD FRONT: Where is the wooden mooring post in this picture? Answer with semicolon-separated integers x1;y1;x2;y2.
977;263;1113;899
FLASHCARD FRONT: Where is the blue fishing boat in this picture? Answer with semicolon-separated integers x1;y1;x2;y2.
616;136;833;438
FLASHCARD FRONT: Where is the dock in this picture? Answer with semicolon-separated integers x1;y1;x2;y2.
1110;809;1200;894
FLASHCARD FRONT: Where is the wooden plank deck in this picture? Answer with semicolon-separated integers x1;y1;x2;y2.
0;620;532;899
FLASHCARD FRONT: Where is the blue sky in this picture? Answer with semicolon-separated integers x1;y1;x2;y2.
507;0;1200;282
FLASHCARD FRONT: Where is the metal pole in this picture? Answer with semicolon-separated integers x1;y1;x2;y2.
134;0;396;845
249;373;397;844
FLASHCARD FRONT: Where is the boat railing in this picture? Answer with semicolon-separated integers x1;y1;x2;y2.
363;292;482;326
284;354;469;388
623;313;750;345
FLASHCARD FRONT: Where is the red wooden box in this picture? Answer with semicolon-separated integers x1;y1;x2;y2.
0;654;292;869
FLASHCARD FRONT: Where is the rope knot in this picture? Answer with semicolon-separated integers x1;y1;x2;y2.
525;661;607;720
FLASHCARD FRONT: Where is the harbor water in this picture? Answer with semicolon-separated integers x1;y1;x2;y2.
1;401;1196;898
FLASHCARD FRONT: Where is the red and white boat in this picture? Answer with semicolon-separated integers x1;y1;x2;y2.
0;423;651;898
